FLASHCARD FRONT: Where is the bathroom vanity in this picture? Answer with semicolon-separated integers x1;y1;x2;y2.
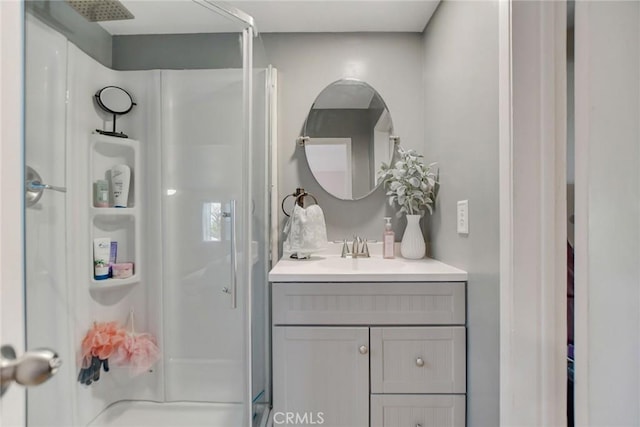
269;244;468;427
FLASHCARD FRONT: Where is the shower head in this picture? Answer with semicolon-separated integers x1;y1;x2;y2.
65;0;134;22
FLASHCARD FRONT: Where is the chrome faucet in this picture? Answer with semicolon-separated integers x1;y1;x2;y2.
341;236;370;258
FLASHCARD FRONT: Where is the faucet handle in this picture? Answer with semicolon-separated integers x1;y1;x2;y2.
361;239;370;258
341;239;351;258
352;235;360;255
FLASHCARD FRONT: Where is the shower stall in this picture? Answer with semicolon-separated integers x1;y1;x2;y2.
21;1;273;426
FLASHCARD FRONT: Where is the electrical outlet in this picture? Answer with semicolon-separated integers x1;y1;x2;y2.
457;200;469;234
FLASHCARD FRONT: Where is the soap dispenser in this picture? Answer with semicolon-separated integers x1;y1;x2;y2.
383;217;395;259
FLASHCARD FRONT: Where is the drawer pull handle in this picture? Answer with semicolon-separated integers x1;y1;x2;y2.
359;345;368;355
416;357;425;367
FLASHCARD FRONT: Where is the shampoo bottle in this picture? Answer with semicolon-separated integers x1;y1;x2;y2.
383;217;395;259
111;164;131;208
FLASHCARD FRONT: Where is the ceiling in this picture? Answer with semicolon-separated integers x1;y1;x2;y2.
98;0;440;35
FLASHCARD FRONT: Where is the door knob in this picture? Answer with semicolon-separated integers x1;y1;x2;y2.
0;345;62;397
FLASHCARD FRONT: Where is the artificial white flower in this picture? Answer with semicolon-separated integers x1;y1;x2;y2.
377;147;439;217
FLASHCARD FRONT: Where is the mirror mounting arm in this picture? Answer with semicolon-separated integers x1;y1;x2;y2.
296;136;310;147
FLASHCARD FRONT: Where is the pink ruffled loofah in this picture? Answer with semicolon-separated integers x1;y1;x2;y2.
78;312;160;383
80;321;126;367
112;332;161;376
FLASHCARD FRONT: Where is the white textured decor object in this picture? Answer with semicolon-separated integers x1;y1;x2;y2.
378;146;439;260
401;214;426;259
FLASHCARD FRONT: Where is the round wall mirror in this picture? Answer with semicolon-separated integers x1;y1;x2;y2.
300;79;395;201
95;86;134;114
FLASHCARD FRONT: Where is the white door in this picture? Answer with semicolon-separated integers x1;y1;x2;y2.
1;1;27;426
2;6;72;426
272;326;369;427
574;2;640;424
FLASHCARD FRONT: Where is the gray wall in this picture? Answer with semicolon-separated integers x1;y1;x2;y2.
112;33;242;70
261;32;425;244
26;1;112;67
422;2;500;426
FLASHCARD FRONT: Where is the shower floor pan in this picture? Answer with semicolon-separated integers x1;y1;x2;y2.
89;400;267;427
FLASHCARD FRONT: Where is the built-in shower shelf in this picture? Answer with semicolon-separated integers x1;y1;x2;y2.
91;207;139;216
89;275;140;290
89;134;142;287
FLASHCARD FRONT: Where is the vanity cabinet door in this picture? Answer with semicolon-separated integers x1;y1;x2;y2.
272;326;369;427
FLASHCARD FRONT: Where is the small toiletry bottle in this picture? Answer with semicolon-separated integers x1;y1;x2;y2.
109;241;118;277
94;180;109;207
383;217;395;259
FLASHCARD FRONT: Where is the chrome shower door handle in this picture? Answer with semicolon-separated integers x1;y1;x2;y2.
26;180;66;193
227;200;238;309
25;166;66;207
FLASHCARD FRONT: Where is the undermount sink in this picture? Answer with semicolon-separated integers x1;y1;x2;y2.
314;256;407;271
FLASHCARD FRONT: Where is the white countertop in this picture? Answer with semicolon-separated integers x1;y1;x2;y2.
269;243;468;282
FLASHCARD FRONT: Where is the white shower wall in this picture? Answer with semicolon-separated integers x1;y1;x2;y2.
65;42;163;426
26;14;267;426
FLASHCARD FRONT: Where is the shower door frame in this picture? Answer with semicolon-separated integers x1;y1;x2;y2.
203;2;260;421
189;2;262;424
242;26;255;425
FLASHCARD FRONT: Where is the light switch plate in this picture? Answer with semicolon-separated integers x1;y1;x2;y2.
457;200;469;234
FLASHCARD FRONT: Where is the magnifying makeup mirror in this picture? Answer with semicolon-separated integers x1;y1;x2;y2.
95;86;136;138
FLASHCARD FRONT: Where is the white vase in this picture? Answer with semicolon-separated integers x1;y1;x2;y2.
401;214;426;259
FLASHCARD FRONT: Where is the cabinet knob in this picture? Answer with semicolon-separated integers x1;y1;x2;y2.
359;345;368;355
416;424;422;427
416;357;424;367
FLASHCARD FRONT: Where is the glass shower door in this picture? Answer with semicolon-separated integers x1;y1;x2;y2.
250;37;273;425
161;69;248;406
23;14;75;427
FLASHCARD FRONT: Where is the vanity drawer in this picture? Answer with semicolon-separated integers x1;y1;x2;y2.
371;394;465;427
272;282;465;325
371;327;466;394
